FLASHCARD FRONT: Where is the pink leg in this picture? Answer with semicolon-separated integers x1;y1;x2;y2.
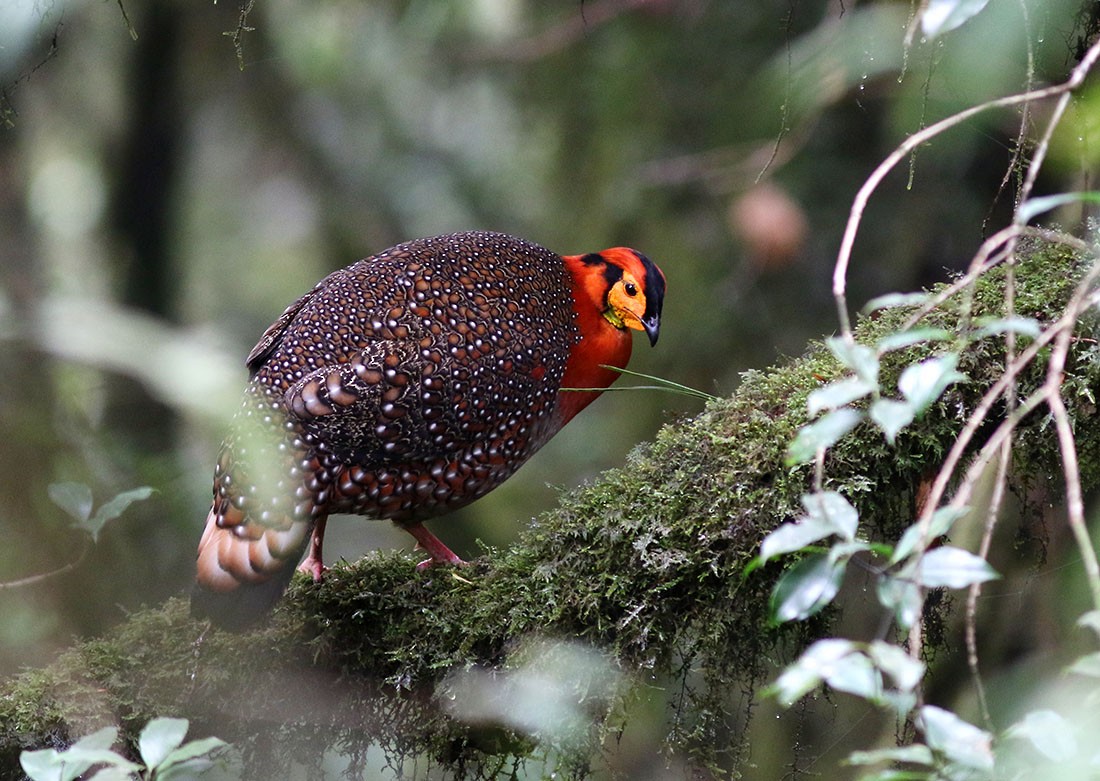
296;517;328;583
404;522;467;571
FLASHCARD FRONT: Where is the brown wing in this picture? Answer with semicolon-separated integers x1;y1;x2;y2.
281;339;425;463
252;233;579;467
245;271;339;375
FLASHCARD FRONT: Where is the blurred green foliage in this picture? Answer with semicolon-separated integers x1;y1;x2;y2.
1;0;1099;776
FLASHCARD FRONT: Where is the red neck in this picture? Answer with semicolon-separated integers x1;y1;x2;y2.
556;254;634;425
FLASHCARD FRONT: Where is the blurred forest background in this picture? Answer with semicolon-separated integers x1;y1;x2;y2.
0;0;1097;741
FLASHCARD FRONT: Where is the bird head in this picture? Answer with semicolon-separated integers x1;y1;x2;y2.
565;248;666;346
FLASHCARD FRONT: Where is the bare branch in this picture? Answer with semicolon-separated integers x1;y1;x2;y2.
0;534;90;590
833;37;1100;340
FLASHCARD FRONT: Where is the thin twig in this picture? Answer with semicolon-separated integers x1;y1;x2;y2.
757;2;797;183
901;255;1100;678
224;0;257;71
0;534;90;589
915;258;1100;538
833;38;1100;340
898;226;1088;335
115;0;138;40
876;54;1100;587
965;436;1010;731
1044;281;1100;611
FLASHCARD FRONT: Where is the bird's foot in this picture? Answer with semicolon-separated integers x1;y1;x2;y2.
296;517;328;583
415;551;469;571
405;522;467;571
296;555;327;583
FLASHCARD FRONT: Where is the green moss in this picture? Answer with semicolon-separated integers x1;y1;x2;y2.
1;240;1097;779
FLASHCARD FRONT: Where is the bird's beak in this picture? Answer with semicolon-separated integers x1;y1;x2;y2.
642;315;660;346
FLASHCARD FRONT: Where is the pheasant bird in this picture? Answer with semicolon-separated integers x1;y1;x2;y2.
191;231;665;627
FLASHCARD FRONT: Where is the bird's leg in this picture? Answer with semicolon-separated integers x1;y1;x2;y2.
404;522;467;571
296;517;328;583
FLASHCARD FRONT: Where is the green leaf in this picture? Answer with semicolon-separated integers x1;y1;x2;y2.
1005;709;1078;762
807;376;875;416
48;482;94;523
61;746;133;763
1065;651;1100;678
890;506;968;565
88;487;155;542
20;727;139;781
826;336;879;385
160;736;228;768
879;690;918;717
870;398;914;445
916;546;999;589
770;553;846;623
823;650;880;700
846;744;934;766
804;491;859;541
866;541;896;558
867;641;925;692
20;748;63;781
921;0;991;39
73;728;117;752
786;408;863;465
1017;191;1100;224
156;758;216;781
861;292;931;314
88;768;140;781
876;328;953;353
919;705;994;770
898;355;966;415
60;750;140;781
877;575;922;630
828;540;872;564
769;662;823;708
856;772;934;781
770;639;855;706
759;520;836;563
759;492;861;564
1077;610;1100;638
139;717;189;769
972;316;1041;339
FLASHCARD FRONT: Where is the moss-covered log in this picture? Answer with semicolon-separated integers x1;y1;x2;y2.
2;241;1098;779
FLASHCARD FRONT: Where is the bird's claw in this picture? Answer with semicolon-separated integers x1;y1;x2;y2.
296;557;328;583
415;554;469;572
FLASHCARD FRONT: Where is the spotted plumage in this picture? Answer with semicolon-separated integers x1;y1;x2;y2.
192;230;665;627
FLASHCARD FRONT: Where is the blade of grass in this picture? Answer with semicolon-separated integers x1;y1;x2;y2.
561;365;718;402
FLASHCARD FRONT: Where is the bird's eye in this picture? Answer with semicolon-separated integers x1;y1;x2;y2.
624;282;638;296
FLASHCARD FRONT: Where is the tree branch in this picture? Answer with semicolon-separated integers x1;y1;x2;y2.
1;240;1098;779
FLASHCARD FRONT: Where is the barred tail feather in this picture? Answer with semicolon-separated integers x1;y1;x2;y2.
191;505;312;629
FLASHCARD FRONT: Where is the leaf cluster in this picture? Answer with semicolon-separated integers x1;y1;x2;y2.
20;718;229;781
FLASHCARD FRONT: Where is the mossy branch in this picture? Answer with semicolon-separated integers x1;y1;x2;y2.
1;241;1098;779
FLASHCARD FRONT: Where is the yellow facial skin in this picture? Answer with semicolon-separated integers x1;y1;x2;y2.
602;271;648;332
